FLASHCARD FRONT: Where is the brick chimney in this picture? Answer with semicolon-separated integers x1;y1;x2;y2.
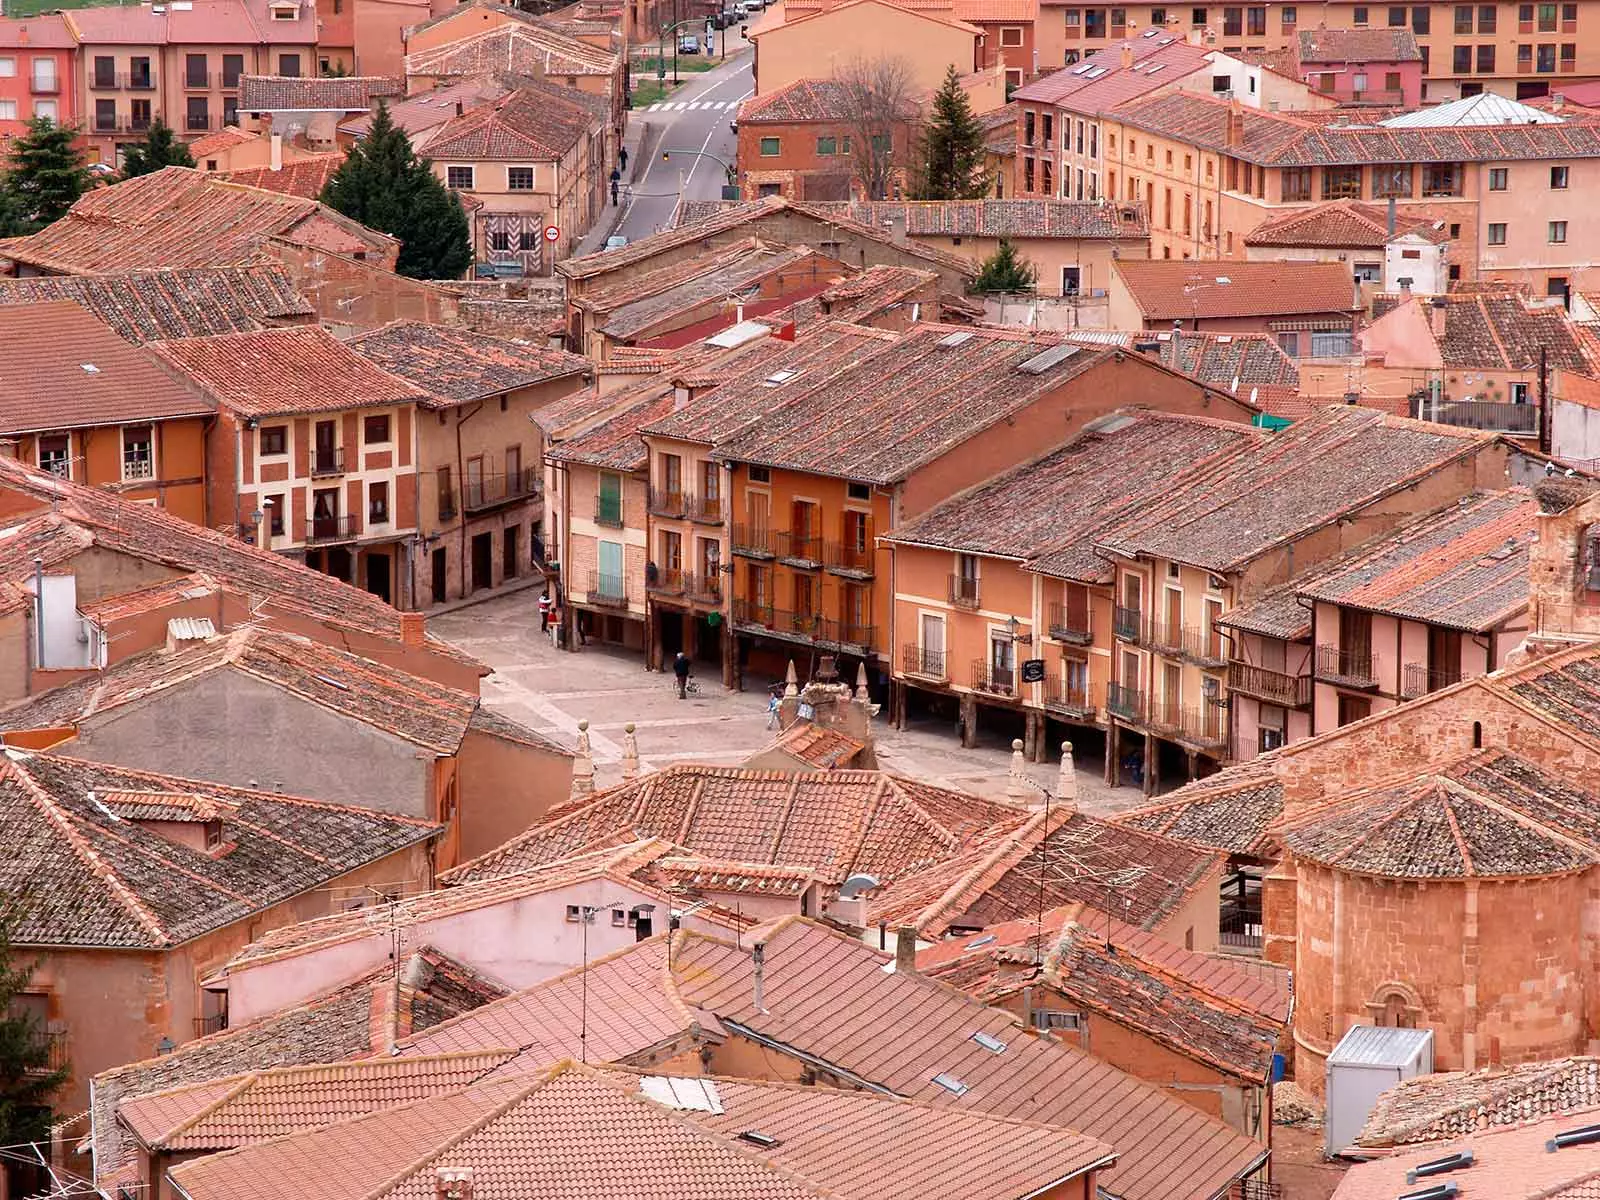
435;1168;472;1200
1225;98;1245;148
1120;42;1134;68
1429;295;1449;339
400;611;425;646
895;926;918;974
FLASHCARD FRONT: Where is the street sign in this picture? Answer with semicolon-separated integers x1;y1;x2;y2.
1020;659;1046;684
543;225;560;242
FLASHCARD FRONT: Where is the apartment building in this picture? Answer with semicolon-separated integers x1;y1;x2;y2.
156;326;429;605
60;0;317;167
748;0;981;97
1028;0;1600;100
1296;26;1425;104
0;302;214;525
0;14;75;142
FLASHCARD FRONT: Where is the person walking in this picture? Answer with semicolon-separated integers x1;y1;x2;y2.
538;590;552;633
619;146;629;172
673;651;691;699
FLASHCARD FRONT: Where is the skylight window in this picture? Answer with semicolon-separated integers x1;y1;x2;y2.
1085;66;1109;78
738;1130;781;1148
1142;26;1158;35
966;933;997;949
1548;1123;1600;1151
931;1072;970;1096
937;330;974;348
1071;62;1095;74
762;369;801;387
1397;1185;1459;1200
1146;62;1165;73
81;363;100;373
971;1031;1007;1054
640;1077;725;1113
1214;275;1233;284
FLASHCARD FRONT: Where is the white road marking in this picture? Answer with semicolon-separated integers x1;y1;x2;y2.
647;102;663;111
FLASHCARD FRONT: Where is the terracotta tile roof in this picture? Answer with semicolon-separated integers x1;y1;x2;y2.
0;300;214;434
1332;1106;1600;1200
1297;26;1422;62
90;946;506;1183
1114;89;1600;166
917;901;1291;1081
980;102;1019;154
1281;748;1600;878
0;266;313;342
423;81;607;161
350;320;589;405
0;13;74;46
403;22;619;79
1097;406;1499;573
338;79;511;140
1372;291;1600;372
152;325;428;418
4;626;493;756
1245;200;1446;248
439;764;1029;888
189;127;258;158
821;198;1149;239
1132;329;1302;396
0;747;436;950
1295;489;1537;631
238;74;403;110
545;386;678;471
223;156;344;200
1358;1058;1600;1148
1213;573;1316;639
950;0;1037;19
737;77;915;123
1012;37;1212;110
759;720;867;768
99;788;238;823
119;1051;517;1151
63;0;311;45
646;856;817;894
669;918;1268;1200
1113;762;1286;855
1112;259;1357;321
768;263;939;328
0;167;395;273
885;409;1256;571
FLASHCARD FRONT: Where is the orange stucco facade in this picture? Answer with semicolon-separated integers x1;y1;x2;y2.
9;418;210;526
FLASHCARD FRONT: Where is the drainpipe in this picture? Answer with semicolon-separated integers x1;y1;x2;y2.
455;402;485;599
33;556;44;671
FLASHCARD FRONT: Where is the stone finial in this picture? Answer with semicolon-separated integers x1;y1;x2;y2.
621;722;639;781
1057;741;1077;809
784;659;799;698
1007;737;1030;802
854;661;870;703
572;718;594;796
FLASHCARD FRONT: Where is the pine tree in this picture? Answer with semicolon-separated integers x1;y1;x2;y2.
915;65;990;200
972;238;1038;294
1;117;91;233
319;100;473;279
0;917;69;1178
121;118;195;179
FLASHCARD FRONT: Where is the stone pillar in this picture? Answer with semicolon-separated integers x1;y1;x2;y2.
1105;724;1120;787
1057;741;1076;808
959;692;978;748
1141;732;1157;796
722;623;737;690
1006;738;1029;803
621;723;640;782
572;719;594;798
644;603;659;672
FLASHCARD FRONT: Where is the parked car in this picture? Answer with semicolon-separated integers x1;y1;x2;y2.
678;33;700;51
729;3;748;18
710;11;730;28
605;235;628;250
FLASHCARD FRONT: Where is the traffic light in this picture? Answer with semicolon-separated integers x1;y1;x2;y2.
661;150;671;162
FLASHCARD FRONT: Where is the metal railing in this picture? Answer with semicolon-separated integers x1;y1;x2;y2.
1420;398;1539;434
26;1030;69;1075
91;72;119;90
1220;902;1263;951
1043;677;1096;718
647;487;686;517
185;113;214;131
774;530;822;564
593;495;625;529
731;523;774;556
1315;643;1378;687
310;447;344;476
1228;661;1312;708
824;541;873;574
732;601;873;650
587;571;628;606
465;468;539;511
1146;618;1226;665
128;73;157;90
732;597;775;627
972;659;1017;697
185;70;212;89
1047;601;1091;644
1112;604;1142;642
438;489;458;521
306;514;357;543
1107;682;1144;721
1401;662;1463;698
949;574;980;610
194;1013;228;1037
647;565;686;594
902;643;948;680
688;494;722;523
1147;699;1228;749
686;572;722;603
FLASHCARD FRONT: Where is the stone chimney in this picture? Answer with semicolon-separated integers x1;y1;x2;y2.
1429;295;1449;339
571;719;594;796
751;941;767;1012
895;926;917;974
1120;41;1134;69
435;1168;473;1200
881;212;908;246
399;611;425;647
777;657;880;765
1225;99;1245;148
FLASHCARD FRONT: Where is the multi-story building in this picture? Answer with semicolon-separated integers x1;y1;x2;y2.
1295;26;1425;104
748;0;981;97
349;320;592;606
0;300;214;525
736;78;919;202
0;14;75;144
156;325;430;604
1108;258;1362;337
60;0;318;167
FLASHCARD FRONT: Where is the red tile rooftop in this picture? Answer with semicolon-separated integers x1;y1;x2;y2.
403;20;619;80
1244;200;1447;248
1297;26;1422;62
422;80;608;162
349;320;590;405
1012;37;1212;110
1357;1057;1600;1148
223;156;344;201
1111;258;1359;321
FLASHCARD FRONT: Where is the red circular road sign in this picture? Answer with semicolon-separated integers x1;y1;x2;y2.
543;225;561;242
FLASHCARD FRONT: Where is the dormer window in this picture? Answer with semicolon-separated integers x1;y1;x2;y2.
270;1;298;19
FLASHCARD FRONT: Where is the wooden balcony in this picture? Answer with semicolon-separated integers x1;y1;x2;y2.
1228;661;1312;708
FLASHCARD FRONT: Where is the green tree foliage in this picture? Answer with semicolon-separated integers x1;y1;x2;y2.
914;65;990;200
319;100;473;279
971;238;1039;294
0;917;68;1175
1;117;91;234
121;118;195;179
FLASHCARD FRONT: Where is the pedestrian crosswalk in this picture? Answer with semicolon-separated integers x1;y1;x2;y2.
644;99;739;112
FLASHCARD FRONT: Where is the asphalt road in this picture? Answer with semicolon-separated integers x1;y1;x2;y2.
614;50;753;242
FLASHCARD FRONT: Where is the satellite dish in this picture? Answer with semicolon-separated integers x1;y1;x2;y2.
838;873;880;899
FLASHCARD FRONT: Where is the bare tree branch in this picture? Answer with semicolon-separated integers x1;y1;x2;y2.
830;55;917;201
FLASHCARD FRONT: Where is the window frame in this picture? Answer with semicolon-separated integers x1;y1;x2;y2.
259;424;288;457
506;165;536;191
758;136;781;156
445;164;475;189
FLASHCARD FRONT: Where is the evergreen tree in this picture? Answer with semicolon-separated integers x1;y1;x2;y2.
319;101;472;279
972;238;1038;294
1;117;91;233
0;916;68;1180
121;118;195;179
0;186;28;240
915;65;989;200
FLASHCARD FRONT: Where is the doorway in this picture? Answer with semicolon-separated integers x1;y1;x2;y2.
363;552;391;603
471;532;493;592
432;547;447;604
503;526;519;580
313;420;338;474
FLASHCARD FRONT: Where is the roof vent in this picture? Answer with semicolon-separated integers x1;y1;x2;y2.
738;1130;781;1148
1406;1151;1473;1184
80;363;100;373
1017;343;1081;374
1548;1123;1600;1151
1397;1186;1458;1200
1214;275;1232;285
931;1072;970;1096
971;1031;1007;1054
1146;62;1165;73
762;369;801;387
937;330;974;348
313;673;351;691
965;932;997;949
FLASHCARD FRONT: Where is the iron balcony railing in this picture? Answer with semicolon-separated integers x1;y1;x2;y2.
194;1013;228;1037
465;468;539;512
587;571;628;606
646;565;686;594
593;495;625;529
732;601;873;650
1401;662;1463;699
1042;677;1096;719
1112;604;1143;642
26;1029;69;1076
949;574;980;610
1145;618;1227;666
1228;661;1312;708
1420;398;1539;435
185;113;214;132
647;487;687;518
1147;699;1228;749
732;597;775;628
688;494;722;523
774;530;822;565
1315;643;1378;688
1107;682;1144;721
310;447;344;477
731;523;774;557
1047;601;1091;645
972;659;1017;697
306;514;357;543
687;572;722;603
901;643;948;680
824;541;874;574
184;70;211;89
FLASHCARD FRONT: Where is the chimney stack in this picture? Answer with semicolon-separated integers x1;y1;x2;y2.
399;611;425;647
895;926;917;974
1386;196;1396;239
270;131;283;172
751;941;767;1012
1120;41;1134;69
455;100;464;117
1225;99;1244;149
435;1168;473;1200
1429;295;1449;339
